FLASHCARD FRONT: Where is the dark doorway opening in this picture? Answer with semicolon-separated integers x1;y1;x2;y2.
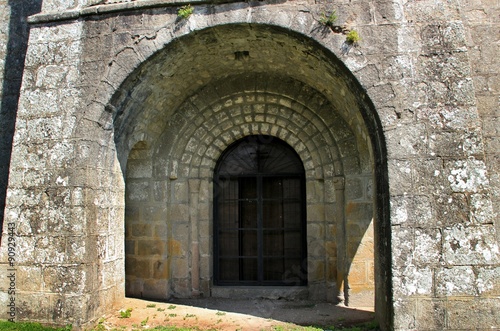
214;136;307;286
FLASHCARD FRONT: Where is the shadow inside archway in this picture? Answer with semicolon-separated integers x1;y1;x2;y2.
169;297;375;329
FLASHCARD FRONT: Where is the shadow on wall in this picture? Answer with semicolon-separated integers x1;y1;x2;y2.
0;0;42;242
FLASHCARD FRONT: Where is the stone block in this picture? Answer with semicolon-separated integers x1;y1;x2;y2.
308;240;326;259
171;258;189;279
387;160;413;195
34;236;67;264
169;204;190;222
199;255;211;279
125;277;144;298
125;257;151;279
393;298;416;330
327;258;338;282
476;266;500;295
143;279;169;300
307;179;325;202
399;195;433;227
345;177;363;200
198;181;210;202
413;158;449;195
138;239;165;257
435;266;476;296
50;293;93;326
445;158;489;193
428;130;471;158
392;227;414;266
349;240;374;262
200;279;210;296
126;181;150;202
126;159;152;179
324;204;338;228
346;202;373;225
154;224;168;238
323;180;336;203
307;259;325;282
131;223;152;238
306;204;325;222
143;206;168;224
153;180;168;202
307;223;324;240
387;123;427;158
15;265;43;292
470;192;496;224
172;278;191;298
43;265;87;294
102;259;122;289
476;95;499;116
414;228;442;266
443;224;499;265
348;261;368;285
325;241;337;257
66;236;87;263
415;299;446;330
17;293;50;322
485;136;500;154
392;265;432;297
337;138;358;159
167;238;185;258
447;297;500;329
198;236;211;257
305;168;316;180
355;64;380;90
433;192;470;227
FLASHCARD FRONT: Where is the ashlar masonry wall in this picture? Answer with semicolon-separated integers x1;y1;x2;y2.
122;75;375;304
0;0;499;330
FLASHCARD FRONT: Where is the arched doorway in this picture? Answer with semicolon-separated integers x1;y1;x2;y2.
111;22;390;328
213;135;307;286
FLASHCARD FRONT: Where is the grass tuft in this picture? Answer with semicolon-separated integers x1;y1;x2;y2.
0;321;72;331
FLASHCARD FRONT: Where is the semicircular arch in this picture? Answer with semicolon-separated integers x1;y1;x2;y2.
110;20;390;329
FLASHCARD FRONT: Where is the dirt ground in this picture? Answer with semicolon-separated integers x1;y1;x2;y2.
99;297;375;330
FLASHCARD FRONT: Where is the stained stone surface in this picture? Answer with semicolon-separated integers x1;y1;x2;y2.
0;0;499;330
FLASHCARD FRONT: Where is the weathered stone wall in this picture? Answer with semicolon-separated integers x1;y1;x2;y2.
0;0;498;330
455;1;500;328
0;0;9;235
0;0;43;243
463;0;500;239
0;0;7;101
0;11;124;328
125;140;171;299
387;0;500;329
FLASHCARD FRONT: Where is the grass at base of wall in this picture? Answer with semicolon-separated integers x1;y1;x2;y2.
0;321;72;331
0;320;378;331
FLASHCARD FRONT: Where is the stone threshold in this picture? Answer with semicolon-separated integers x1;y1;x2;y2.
211;286;309;300
28;0;247;24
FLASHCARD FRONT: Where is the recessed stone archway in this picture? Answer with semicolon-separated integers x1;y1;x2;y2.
114;23;389;325
4;0;499;328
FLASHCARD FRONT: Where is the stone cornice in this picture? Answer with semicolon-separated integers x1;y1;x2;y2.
28;0;240;24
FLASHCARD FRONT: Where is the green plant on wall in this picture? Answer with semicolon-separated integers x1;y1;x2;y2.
178;4;194;19
346;30;361;45
318;10;338;27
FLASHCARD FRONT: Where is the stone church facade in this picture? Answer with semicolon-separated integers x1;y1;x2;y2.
0;0;498;330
